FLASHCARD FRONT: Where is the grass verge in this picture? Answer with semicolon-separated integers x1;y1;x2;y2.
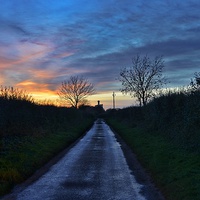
106;119;200;200
0;120;93;197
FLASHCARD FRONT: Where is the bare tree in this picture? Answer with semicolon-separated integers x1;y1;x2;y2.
0;86;34;102
58;76;95;108
119;54;166;106
189;72;200;92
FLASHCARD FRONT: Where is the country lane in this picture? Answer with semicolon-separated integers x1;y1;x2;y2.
2;119;164;200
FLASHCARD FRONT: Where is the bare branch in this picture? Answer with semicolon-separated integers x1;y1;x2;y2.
188;72;200;92
57;76;94;108
119;55;166;106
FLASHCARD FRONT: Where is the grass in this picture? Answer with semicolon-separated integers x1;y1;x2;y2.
107;119;200;200
0;119;93;197
0;86;98;197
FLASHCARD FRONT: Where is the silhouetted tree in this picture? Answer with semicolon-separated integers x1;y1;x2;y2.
0;86;34;102
58;76;95;108
119;55;166;106
189;72;200;92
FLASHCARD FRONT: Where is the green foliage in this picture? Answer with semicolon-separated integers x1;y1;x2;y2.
144;90;200;152
106;89;200;153
105;89;200;200
106;120;200;200
0;120;93;196
0;89;95;196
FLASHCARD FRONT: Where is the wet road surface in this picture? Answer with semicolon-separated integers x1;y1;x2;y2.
3;119;163;200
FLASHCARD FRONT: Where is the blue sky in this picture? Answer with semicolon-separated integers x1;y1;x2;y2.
0;0;200;108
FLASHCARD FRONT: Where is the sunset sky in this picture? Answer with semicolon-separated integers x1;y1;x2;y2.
0;0;200;109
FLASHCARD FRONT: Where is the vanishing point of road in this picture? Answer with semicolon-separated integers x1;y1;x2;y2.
2;119;164;200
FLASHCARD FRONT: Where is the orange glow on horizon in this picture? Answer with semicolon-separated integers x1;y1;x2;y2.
11;83;135;109
1;78;135;109
16;81;50;92
88;92;136;109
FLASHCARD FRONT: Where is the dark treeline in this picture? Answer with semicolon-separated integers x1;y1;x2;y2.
0;97;91;137
105;89;200;200
0;86;97;138
0;87;98;159
106;89;200;153
144;90;200;152
0;86;97;196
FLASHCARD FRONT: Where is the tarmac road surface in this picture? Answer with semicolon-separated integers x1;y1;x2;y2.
2;119;164;200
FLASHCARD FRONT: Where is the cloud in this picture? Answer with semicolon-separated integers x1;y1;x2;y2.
52;52;74;59
15;80;59;102
0;40;53;65
0;0;200;108
0;19;30;48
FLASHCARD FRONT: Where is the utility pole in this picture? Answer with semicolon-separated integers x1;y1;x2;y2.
112;92;116;109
